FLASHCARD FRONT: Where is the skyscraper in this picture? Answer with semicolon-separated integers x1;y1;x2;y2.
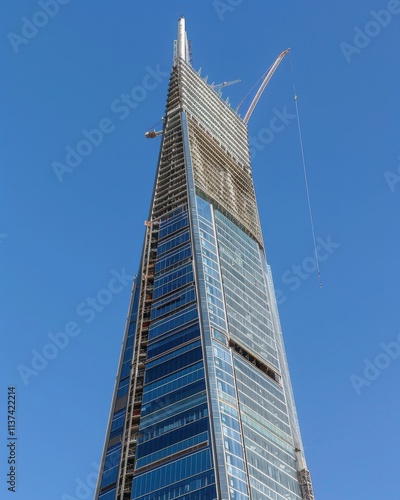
95;18;314;500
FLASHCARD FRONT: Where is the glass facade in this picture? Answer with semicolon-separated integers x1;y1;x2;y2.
95;18;314;500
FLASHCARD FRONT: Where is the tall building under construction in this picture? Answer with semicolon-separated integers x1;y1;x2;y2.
95;18;315;500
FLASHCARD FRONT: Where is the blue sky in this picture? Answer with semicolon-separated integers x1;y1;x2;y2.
1;1;400;499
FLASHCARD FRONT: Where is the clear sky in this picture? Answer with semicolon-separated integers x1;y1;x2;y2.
2;1;400;499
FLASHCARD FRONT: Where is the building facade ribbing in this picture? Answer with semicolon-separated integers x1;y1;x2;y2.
94;19;314;500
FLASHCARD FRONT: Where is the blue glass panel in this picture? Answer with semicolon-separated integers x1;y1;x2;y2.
158;216;189;241
116;377;129;399
125;335;134;348
131;449;213;497
148;305;198;340
229;476;248;494
140;403;208;440
100;464;119;489
157;230;190;255
224;436;245;459
100;466;119;489
196;196;212;221
141;379;206;417
144;362;203;395
154;262;192;287
100;443;121;489
120;360;130;378
220;413;240;432
142;366;204;404
145;346;203;383
98;488;116;500
137;417;209;458
158;207;188;240
133;470;216;500
123;346;133;362
110;409;125;433
139;392;208;429
151;287;196;320
136;431;208;469
217;380;236;398
103;445;121;471
146;340;201;370
147;323;200;359
153;264;194;299
155;244;191;274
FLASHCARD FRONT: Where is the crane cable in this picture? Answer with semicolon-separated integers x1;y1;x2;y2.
236;63;273;112
289;53;322;288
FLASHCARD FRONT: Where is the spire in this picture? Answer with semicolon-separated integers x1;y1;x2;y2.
174;17;191;65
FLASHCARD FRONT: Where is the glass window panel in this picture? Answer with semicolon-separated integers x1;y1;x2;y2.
137;418;209;458
140;403;208;440
146;340;201;370
147;324;200;360
141;379;206;417
149;306;198;340
98;488;116;500
130;449;212;498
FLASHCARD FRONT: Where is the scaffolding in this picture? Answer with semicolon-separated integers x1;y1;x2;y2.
298;467;315;500
117;220;159;500
152;68;188;219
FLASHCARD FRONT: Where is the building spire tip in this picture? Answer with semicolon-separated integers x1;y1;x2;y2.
175;17;191;66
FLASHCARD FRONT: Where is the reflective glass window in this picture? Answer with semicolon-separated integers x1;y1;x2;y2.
157;230;190;256
155;244;192;274
137;417;209;458
149;305;198;340
98;489;116;500
141;379;206;417
143;366;204;404
147;323;200;359
146;340;201;370
140;392;208;429
136;430;209;469
140;402;208;440
151;286;196;320
130;449;213;497
133;470;216;500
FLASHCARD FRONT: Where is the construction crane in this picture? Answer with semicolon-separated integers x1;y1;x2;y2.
144;129;163;139
145;118;164;139
145;49;288;136
211;79;241;92
240;48;290;124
